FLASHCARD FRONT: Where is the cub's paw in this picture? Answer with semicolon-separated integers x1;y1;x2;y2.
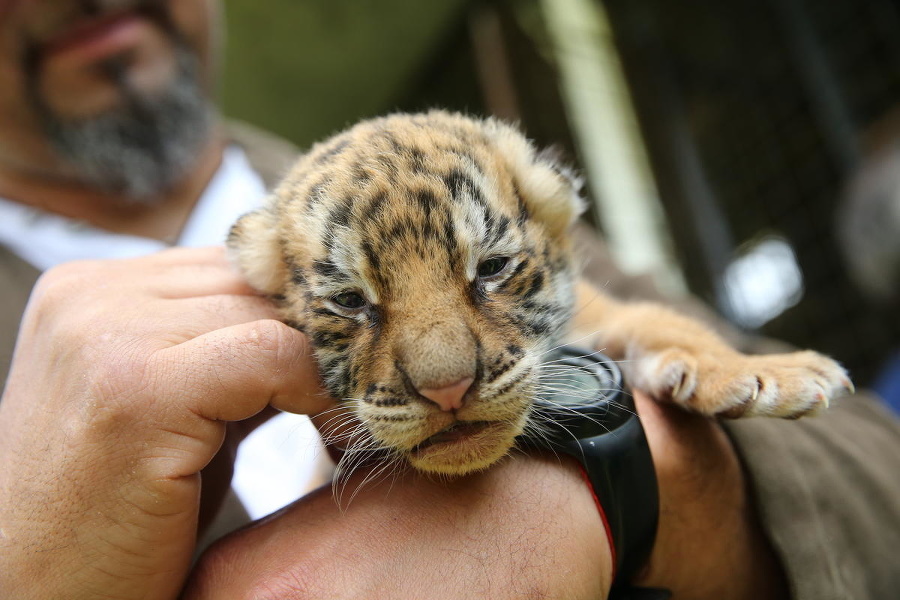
626;348;853;418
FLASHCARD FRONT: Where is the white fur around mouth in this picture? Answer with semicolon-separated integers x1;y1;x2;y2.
413;421;496;451
407;420;517;475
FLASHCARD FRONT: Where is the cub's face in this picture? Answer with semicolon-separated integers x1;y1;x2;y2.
229;112;583;475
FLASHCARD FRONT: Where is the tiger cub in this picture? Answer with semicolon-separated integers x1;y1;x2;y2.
228;111;851;476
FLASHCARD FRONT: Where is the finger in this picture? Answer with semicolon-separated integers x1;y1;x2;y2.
133;245;230;267
149;294;278;348
151;319;333;422
60;245;229;275
98;265;259;300
120;251;263;299
41;246;261;301
152;264;261;299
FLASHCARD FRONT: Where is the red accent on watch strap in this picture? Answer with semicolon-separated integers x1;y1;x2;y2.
576;462;617;580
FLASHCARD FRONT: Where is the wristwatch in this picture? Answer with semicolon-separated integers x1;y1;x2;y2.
519;347;669;599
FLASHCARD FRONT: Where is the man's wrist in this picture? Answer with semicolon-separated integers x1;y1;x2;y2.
186;454;613;599
632;392;789;599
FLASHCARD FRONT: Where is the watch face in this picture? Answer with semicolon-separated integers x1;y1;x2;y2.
532;347;630;439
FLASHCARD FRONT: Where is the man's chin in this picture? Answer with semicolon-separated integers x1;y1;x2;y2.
35;46;214;201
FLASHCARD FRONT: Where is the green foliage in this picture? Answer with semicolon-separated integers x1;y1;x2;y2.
221;0;472;147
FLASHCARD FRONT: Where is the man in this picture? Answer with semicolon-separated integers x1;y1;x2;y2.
0;0;222;244
0;1;899;599
0;0;324;526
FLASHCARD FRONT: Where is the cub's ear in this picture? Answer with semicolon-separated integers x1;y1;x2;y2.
226;205;287;295
487;121;585;238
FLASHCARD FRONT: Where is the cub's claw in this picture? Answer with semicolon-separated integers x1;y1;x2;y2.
626;348;851;420
750;381;760;403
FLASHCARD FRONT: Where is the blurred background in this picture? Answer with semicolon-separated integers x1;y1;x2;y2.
219;0;900;391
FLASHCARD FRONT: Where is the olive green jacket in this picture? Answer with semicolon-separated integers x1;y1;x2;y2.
1;122;898;599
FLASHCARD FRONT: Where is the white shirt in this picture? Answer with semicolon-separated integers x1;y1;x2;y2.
0;146;329;518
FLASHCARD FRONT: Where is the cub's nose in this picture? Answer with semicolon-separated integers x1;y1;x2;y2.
417;377;474;412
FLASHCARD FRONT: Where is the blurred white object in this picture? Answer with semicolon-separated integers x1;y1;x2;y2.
723;236;804;328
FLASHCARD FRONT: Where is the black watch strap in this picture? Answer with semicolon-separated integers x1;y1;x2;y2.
608;586;672;600
520;348;663;593
552;391;659;584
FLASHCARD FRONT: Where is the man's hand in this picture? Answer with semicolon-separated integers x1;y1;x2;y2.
184;455;613;600
0;247;332;600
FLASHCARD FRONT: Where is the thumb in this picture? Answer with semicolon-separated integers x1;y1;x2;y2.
150;319;333;423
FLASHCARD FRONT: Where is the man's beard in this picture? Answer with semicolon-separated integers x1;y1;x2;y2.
30;44;215;203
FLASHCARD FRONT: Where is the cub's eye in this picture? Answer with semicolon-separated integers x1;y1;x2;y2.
332;291;367;310
477;257;509;278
